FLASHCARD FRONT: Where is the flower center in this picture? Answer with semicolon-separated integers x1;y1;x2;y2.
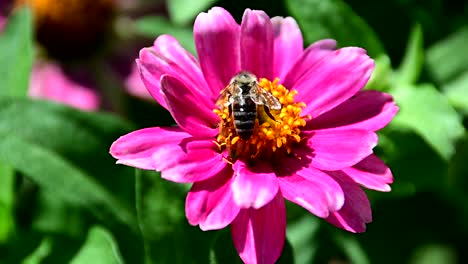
16;0;115;59
213;77;308;162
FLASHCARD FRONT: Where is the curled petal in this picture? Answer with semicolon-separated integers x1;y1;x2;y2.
278;171;344;218
186;167;240;231
161;75;219;138
232;161;279;209
110;127;226;183
343;154;393;192
271;16;304;81
138;35;209;107
301;129;378;171
306;90;399;131
293;47;375;118
325;171;372;233
194;7;241;95
241;9;274;79
231;193;286;264
138;59;167;108
282;39;336;88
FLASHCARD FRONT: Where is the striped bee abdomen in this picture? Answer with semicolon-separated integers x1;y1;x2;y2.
232;98;257;140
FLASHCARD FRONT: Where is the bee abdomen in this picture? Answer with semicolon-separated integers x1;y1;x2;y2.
234;120;255;139
232;103;257;140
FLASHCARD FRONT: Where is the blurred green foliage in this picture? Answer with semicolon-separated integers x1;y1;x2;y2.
0;7;33;97
1;0;468;263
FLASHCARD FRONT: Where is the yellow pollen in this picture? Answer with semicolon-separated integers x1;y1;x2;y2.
214;77;309;162
231;136;240;145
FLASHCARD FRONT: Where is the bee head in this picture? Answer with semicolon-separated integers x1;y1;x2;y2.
231;71;258;86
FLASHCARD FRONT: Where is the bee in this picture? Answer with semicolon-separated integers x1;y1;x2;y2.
216;71;282;140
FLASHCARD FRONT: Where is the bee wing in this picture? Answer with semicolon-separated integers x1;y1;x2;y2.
250;85;282;110
216;84;233;109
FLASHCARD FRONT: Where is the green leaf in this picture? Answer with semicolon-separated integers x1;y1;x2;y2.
0;135;136;230
390;84;465;161
31;190;87;238
377;129;446;195
167;0;218;25
408;244;458;264
21;229;124;264
70;226;124;264
0;7;33;97
22;235;86;264
135;170;213;264
442;71;468;112
331;231;370;264
22;237;53;264
287;214;321;263
0;97;138;231
395;24;424;85
0;163;15;242
0;164;14;209
426;26;468;84
135;16;196;54
0;230;43;263
286;0;385;57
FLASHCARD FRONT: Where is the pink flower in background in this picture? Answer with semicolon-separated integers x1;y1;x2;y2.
111;7;398;264
125;62;151;99
1;14;100;111
29;62;100;111
0;15;6;32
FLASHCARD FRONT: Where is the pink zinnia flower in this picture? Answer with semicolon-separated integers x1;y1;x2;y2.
110;7;398;264
29;62;100;111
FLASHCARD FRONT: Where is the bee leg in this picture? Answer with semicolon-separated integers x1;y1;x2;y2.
264;106;279;122
225;104;232;119
222;157;233;165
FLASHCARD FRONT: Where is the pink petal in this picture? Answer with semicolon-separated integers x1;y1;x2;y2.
186;167;240;231
125;62;151;100
293;47;375;118
194;7;240;95
110;127;187;169
325;171;372;233
138;35;209;108
160;75;219;138
301;129;378;171
278;171;344;218
282;39;336;89
64;83;100;111
306;90;399;131
231;193;286;264
240;9;274;79
232;161;279;209
29;62;100;111
137;59;167;108
271;16;303;81
110;127;227;183
342;154;393;192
